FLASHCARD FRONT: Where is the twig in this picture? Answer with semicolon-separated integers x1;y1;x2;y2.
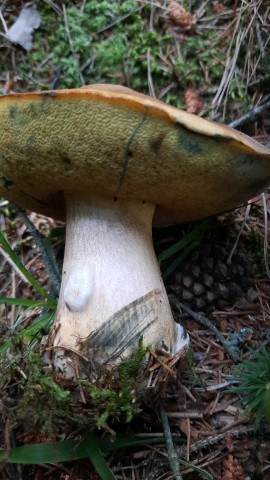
149;0;155;32
149;350;176;377
45;344;89;362
165;412;203;419
177;424;270;459
261;192;270;278
42;0;63;16
0;9;8;34
159;404;183;480
186;417;190;462
227;202;251;264
229;96;270;129
130;425;270;478
72;355;86;404
170;296;239;362
97;5;145;34
0;246;30;284
11;203;61;295
147;48;156;99
212;13;242;108
50;65;63;90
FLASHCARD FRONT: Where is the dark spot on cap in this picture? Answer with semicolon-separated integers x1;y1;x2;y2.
181;138;205;155
241;154;256;166
0;154;11;166
0;176;13;189
39;91;57;97
213;134;232;142
105;151;112;161
26;135;36;150
9;106;18;119
30;104;37;116
127;149;134;158
61;155;72;165
150;133;166;155
177;125;205;155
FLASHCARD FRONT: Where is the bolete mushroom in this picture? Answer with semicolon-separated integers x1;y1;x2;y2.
0;84;270;376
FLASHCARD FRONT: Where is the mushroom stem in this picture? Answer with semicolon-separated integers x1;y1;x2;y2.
52;193;186;376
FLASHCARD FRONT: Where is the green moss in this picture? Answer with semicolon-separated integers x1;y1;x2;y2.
0;1;268;123
81;338;149;428
0;334;70;433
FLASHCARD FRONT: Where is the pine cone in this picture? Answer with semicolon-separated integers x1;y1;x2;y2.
184;88;204;114
168;2;195;30
222;455;245;480
213;2;226;15
171;243;257;311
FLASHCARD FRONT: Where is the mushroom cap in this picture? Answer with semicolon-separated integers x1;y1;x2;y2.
0;84;270;225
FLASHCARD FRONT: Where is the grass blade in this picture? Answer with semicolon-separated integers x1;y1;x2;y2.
0;297;56;308
162;240;200;281
179;459;213;479
158;220;211;280
82;437;116;480
0;233;54;300
158;219;211;263
0;435;184;464
0;310;55;353
0;439;84;464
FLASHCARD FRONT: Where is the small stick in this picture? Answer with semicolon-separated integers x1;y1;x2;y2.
170;296;239;362
186;417;190;462
165;412;203;419
149;350;176;377
177;424;270;459
0;246;29;283
96;5;145;34
147;47;156;99
229;96;270;129
159;404;183;480
72;355;86;404
45;344;89;362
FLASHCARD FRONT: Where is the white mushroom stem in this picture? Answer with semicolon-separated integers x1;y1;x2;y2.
53;193;187;376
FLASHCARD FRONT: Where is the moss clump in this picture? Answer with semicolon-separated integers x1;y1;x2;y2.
0;333;71;435
81;338;150;428
0;332;152;436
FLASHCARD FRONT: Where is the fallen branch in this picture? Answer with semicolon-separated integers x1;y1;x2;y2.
229;96;270;129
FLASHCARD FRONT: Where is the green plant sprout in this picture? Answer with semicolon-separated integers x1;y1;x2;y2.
0;232;57;351
227;345;270;427
81;337;149;428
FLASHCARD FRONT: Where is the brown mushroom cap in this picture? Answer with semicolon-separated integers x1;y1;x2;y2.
0;84;270;225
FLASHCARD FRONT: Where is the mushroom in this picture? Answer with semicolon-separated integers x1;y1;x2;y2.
0;84;270;377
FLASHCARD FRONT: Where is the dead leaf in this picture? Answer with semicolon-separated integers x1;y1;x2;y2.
6;6;41;51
